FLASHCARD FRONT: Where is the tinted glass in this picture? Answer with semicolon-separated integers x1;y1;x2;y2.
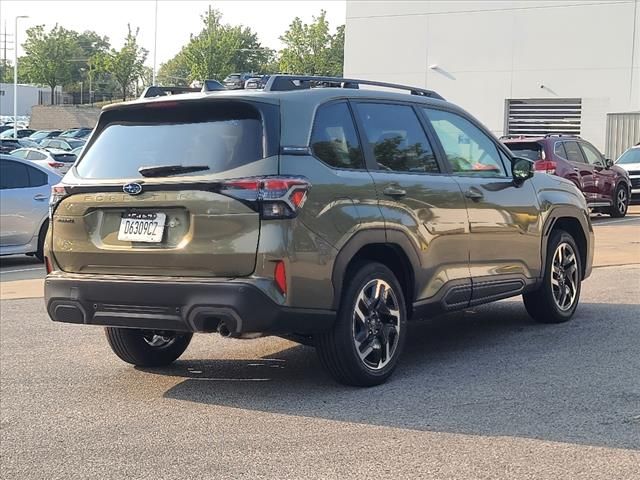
310;102;364;169
563;141;585;163
27;166;48;187
52;153;76;163
580;143;603;165
0;160;30;189
425;108;505;176
506;142;542;161
554;142;568;159
616;148;640;164
77;102;269;179
355;103;439;173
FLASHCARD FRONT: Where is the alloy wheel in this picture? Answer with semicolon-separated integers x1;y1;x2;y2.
352;279;401;370
617;188;628;215
551;242;579;311
143;332;176;348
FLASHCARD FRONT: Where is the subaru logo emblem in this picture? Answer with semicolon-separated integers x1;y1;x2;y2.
123;183;143;195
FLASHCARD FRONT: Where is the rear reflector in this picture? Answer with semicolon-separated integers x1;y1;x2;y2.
45;256;53;274
274;261;287;295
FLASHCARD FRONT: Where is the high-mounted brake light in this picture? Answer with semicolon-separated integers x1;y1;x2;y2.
219;176;310;219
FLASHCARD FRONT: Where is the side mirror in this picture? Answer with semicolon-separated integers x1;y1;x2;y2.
512;157;534;185
605;158;614;168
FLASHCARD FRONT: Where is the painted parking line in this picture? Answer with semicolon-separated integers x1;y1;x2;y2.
592;217;640;226
0;267;45;274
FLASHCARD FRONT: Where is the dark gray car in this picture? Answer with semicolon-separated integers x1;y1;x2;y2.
44;75;593;386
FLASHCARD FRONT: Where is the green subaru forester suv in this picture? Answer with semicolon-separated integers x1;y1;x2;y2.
45;76;593;386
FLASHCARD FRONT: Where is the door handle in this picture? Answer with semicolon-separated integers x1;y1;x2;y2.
33;194;48;202
464;188;484;201
383;186;407;198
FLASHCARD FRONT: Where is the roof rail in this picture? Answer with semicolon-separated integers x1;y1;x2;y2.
543;133;580;138
263;75;445;100
140;85;200;98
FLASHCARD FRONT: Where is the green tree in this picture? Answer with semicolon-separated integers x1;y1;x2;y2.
157;50;191;86
278;10;344;76
21;24;78;103
99;25;148;101
69;31;111;91
160;8;269;84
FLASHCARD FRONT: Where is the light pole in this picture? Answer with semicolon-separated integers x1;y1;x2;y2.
13;15;29;139
152;0;158;85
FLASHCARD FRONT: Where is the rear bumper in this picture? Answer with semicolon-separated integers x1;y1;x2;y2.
44;274;335;335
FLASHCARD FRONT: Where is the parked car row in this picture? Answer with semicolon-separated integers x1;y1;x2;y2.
502;134;632;217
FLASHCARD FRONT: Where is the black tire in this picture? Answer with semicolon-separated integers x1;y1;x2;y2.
35;220;48;262
523;229;582;324
609;184;628;218
315;262;407;387
105;328;192;367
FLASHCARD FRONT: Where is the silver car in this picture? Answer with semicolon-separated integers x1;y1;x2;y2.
9;148;76;174
0;154;61;260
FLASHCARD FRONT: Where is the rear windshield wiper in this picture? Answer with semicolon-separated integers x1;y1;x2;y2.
138;164;210;177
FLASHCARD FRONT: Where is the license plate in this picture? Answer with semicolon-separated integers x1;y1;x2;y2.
117;213;166;243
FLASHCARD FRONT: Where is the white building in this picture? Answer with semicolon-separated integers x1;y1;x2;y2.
344;0;640;152
0;83;60;118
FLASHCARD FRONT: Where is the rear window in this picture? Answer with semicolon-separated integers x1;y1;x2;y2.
76;101;277;179
52;153;77;163
505;142;543;161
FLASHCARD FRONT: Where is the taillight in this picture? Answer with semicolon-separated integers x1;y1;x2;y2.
49;183;69;218
219;176;310;219
48;162;65;168
534;160;556;175
274;261;287;295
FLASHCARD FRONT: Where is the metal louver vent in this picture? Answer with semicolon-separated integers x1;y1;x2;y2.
505;98;582;137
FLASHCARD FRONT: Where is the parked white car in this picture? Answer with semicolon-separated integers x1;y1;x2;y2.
0;154;61;260
615;145;640;201
9;148;77;174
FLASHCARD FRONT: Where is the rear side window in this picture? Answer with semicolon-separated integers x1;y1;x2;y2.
505;142;543;161
554;142;568;159
27;166;47;187
563;141;586;163
27;151;47;161
354;103;439;173
310;102;364;169
0;160;30;189
76;101;277;179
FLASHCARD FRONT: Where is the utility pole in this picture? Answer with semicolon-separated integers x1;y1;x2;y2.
14;16;29;138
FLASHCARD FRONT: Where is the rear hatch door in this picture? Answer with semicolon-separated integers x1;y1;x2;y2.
51;97;279;277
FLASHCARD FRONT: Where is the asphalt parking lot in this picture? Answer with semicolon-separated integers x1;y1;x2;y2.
1;209;639;479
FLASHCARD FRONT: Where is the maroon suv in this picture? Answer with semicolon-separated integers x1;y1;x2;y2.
503;135;631;217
